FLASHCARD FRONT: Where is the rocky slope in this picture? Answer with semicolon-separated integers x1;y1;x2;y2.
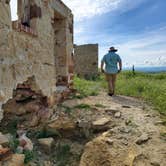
0;92;165;166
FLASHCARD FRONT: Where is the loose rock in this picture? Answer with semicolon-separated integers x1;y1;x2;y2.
119;127;132;134
92;117;110;126
92;117;110;131
0;132;10;146
145;114;151;117
105;138;114;145
136;134;150;145
1;154;25;166
0;146;12;161
122;105;131;108
18;131;33;151
105;109;119;115
38;137;54;152
47;116;76;132
125;119;132;125
114;112;121;118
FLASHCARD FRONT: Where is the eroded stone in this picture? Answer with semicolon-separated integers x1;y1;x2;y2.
114;112;121;118
92;117;110;126
47;116;76;132
2;154;25;166
38;137;54;152
0;132;9;146
136;134;150;145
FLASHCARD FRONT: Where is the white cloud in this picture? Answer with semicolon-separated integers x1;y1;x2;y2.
10;0;145;21
116;28;166;66
10;0;145;22
63;0;145;21
74;27;84;34
118;27;166;50
79;26;166;67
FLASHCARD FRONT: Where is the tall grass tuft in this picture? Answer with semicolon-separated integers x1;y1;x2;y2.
115;71;166;115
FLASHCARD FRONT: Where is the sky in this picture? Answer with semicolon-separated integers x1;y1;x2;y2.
10;0;166;67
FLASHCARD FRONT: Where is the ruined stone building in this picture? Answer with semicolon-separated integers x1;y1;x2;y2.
0;0;74;118
74;44;98;78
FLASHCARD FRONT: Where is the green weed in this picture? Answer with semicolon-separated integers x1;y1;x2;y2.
94;104;106;108
74;104;91;110
56;143;71;166
61;105;73;115
8;136;19;153
23;150;36;164
73;77;101;98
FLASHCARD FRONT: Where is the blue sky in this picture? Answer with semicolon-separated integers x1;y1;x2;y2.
10;0;166;67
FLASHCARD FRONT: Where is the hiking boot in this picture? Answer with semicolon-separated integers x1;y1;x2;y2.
108;93;113;96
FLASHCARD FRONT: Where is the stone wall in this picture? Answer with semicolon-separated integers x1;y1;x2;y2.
0;0;55;102
0;0;12;119
0;0;73;119
74;44;98;78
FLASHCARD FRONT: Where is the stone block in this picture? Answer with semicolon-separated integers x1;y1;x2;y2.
38;137;54;152
3;154;25;166
0;132;10;146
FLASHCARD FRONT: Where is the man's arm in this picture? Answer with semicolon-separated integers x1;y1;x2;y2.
118;60;122;72
101;61;105;73
101;55;105;73
117;54;122;73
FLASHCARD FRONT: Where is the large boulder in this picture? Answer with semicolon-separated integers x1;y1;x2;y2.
0;154;25;166
79;132;112;166
79;131;138;166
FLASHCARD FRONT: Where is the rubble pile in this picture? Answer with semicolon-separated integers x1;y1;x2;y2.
1;76;51;130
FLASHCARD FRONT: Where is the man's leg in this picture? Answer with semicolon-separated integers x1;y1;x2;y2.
105;74;112;93
109;75;114;94
108;74;114;94
111;74;117;94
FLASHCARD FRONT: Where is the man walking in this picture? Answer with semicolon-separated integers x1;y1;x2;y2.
101;47;122;96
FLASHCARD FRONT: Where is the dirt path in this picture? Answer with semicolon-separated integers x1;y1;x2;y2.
62;92;166;166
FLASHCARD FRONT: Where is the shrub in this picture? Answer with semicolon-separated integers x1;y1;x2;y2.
73;76;101;98
23;150;36;164
8;136;19;153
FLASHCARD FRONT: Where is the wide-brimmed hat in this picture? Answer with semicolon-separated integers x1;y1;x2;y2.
109;47;118;52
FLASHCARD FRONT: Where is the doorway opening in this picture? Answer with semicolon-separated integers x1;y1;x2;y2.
10;0;18;21
53;11;69;87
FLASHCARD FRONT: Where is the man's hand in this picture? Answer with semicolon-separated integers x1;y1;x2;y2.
101;69;105;73
118;69;122;73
